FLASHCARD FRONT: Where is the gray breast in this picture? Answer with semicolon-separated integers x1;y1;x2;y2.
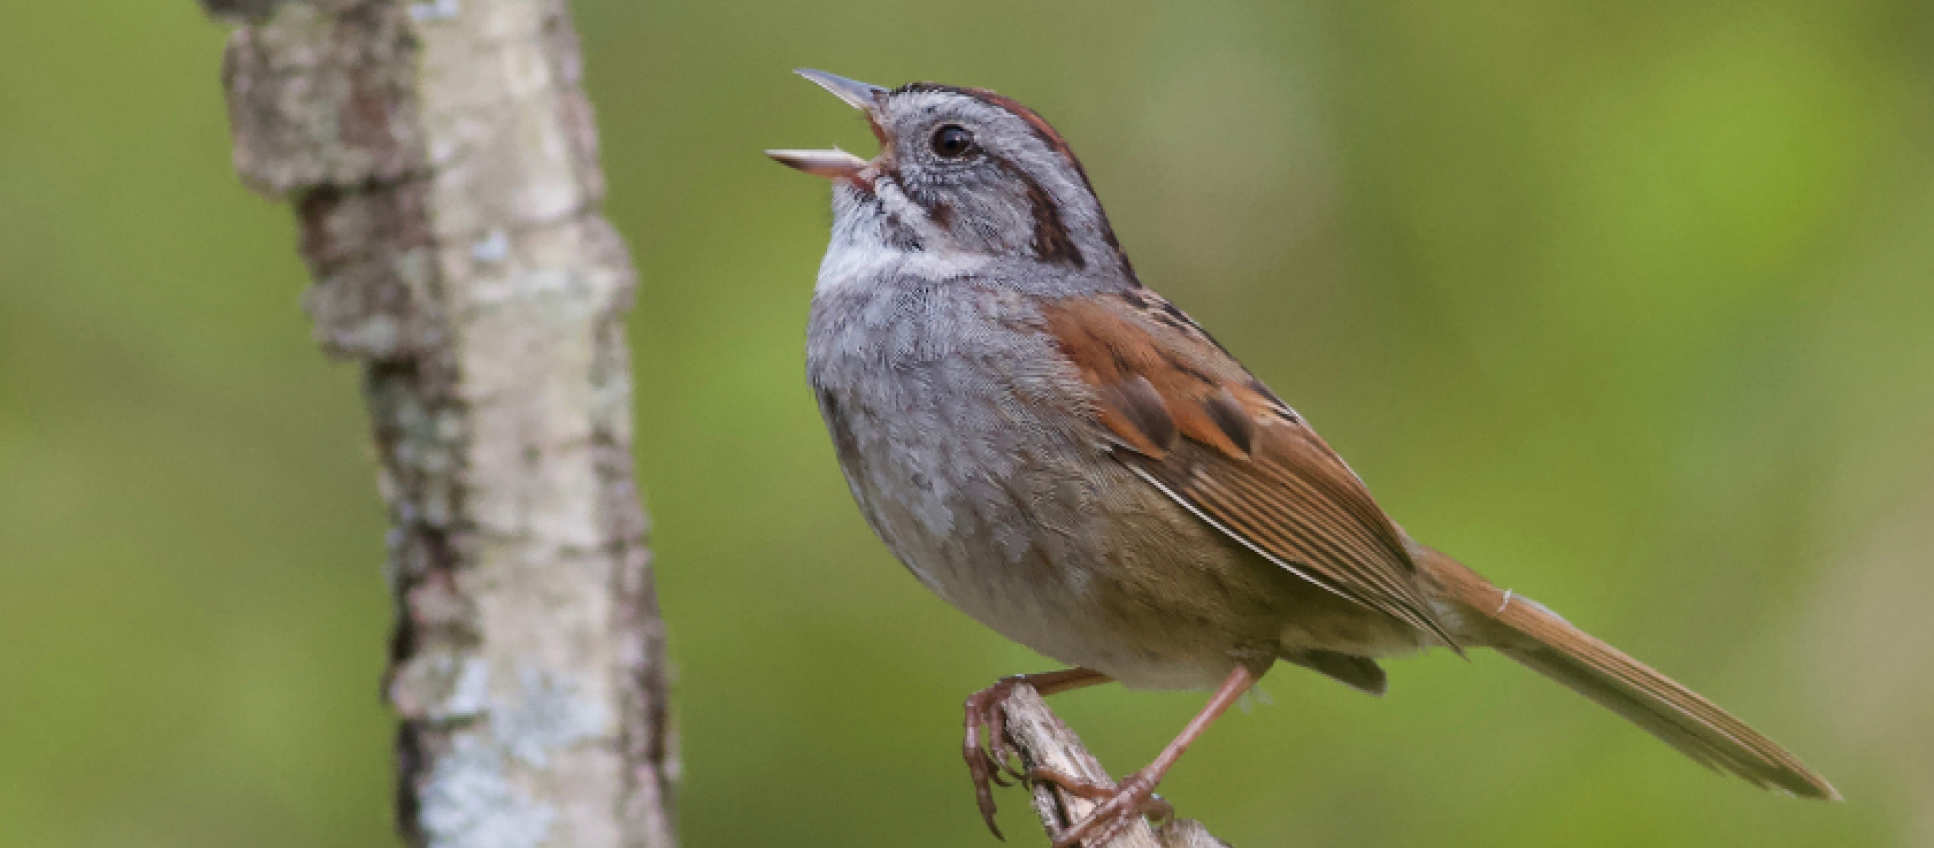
806;278;1079;576
804;278;1276;689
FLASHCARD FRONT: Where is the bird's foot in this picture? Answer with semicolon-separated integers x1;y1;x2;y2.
1027;766;1173;847
963;678;1030;839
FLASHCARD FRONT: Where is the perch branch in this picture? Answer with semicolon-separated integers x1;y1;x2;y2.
999;686;1229;848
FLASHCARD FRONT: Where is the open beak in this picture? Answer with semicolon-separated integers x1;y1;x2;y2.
765;69;886;180
764;147;870;179
794;68;886;111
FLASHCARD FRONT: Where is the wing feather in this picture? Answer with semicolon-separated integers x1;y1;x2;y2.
1041;291;1459;649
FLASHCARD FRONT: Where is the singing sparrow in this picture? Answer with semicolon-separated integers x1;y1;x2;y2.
769;69;1837;845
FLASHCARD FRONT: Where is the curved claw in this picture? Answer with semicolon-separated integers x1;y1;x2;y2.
958;669;1113;840
964;739;1006;838
963;684;1016;839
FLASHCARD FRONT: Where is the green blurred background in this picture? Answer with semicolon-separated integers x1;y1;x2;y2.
4;1;1930;845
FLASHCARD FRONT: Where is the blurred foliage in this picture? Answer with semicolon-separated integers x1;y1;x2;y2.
2;1;1930;846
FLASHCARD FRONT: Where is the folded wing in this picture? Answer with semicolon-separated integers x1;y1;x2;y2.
1039;290;1458;649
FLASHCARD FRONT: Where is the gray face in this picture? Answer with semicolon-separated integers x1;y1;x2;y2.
843;84;1130;277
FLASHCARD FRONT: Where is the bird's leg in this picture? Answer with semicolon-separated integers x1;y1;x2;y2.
963;667;1111;839
1028;664;1258;848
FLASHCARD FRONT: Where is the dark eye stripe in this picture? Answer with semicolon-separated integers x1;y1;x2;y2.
989;156;1083;268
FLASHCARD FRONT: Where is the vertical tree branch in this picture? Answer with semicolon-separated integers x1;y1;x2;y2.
199;1;675;845
1001;686;1228;848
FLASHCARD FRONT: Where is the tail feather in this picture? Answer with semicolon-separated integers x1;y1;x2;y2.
1416;545;1840;800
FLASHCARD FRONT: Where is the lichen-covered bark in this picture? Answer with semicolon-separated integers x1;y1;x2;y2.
200;1;675;845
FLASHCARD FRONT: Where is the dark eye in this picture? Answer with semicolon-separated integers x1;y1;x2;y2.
930;124;974;158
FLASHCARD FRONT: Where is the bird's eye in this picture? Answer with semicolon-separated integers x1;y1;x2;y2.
930;124;974;158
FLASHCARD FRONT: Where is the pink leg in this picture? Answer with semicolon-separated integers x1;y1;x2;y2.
963;668;1111;839
1033;664;1259;848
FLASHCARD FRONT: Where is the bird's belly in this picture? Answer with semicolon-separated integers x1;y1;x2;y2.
846;447;1308;690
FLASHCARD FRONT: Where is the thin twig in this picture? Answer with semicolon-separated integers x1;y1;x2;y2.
999;686;1230;848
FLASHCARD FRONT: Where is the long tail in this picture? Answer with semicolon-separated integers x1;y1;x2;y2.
1414;545;1840;800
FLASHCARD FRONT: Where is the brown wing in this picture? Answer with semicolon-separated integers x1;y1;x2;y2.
1040;290;1459;650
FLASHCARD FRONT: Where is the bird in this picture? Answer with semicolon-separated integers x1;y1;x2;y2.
767;69;1837;846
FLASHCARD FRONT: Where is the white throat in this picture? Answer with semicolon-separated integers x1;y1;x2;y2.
814;183;989;295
